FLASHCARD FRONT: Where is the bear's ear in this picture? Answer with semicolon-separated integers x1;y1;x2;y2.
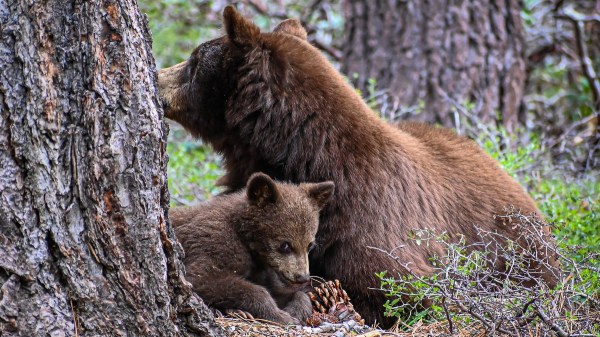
304;181;335;210
247;172;280;207
273;19;307;40
223;5;261;47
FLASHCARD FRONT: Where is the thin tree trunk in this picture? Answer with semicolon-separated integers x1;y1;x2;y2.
0;1;222;336
341;0;526;131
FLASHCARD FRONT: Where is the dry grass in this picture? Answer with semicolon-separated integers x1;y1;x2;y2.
214;317;507;337
216;311;600;337
215;316;446;337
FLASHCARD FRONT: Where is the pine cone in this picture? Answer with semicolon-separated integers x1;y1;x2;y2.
306;312;339;327
307;279;365;326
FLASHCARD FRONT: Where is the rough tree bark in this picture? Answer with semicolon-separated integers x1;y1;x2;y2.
341;0;526;131
0;1;222;336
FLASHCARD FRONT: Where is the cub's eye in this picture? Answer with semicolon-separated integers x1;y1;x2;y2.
308;242;316;253
279;241;292;254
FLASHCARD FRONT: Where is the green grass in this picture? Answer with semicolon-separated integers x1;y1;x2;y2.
166;131;223;206
536;176;600;262
478;130;599;260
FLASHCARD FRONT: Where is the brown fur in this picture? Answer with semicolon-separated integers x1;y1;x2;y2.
159;6;559;326
171;172;334;324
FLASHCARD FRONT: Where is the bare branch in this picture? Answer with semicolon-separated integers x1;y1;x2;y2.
556;7;600;112
241;0;342;62
372;211;600;335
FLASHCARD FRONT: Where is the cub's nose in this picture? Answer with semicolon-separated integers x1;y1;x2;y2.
294;274;310;284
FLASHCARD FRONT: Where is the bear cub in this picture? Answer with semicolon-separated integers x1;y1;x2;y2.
170;173;334;324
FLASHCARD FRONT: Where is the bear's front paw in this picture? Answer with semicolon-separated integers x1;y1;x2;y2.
283;291;313;323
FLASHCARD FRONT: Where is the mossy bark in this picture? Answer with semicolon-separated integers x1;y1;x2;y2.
0;1;222;336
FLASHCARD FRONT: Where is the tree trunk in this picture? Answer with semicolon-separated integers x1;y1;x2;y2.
341;0;526;131
0;1;222;336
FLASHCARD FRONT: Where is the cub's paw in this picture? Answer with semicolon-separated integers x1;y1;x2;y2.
284;291;313;323
224;309;255;320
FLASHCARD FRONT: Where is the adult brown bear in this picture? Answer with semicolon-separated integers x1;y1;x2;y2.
158;6;558;326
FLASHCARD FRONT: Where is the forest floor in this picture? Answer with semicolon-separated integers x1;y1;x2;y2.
215;317;461;337
216;312;600;337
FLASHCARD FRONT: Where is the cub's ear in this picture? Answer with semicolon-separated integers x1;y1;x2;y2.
273;18;307;40
247;173;280;207
304;181;335;210
223;5;260;47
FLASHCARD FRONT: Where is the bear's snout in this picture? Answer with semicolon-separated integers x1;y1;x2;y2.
293;273;310;284
158;61;188;119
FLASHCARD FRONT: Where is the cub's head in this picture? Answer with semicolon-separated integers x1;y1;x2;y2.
158;6;320;148
239;172;334;286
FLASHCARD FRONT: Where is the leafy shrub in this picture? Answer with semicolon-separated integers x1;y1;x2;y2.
376;212;600;335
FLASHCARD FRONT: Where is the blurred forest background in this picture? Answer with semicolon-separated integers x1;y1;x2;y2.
139;0;599;258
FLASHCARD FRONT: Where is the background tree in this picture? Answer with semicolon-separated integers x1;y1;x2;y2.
0;1;222;336
341;0;527;130
524;0;599;171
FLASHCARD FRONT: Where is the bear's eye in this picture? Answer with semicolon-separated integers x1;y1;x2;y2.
278;241;292;254
308;242;316;253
